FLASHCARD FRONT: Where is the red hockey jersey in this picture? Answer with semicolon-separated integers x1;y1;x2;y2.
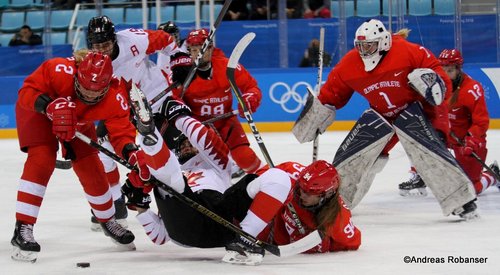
17;56;136;156
447;73;489;141
319;35;452;134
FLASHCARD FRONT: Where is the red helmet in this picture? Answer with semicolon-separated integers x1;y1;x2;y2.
186;28;209;46
438;49;464;67
297;160;340;196
75;52;113;104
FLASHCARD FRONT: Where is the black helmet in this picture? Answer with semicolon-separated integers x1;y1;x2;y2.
158;21;180;44
87;16;116;48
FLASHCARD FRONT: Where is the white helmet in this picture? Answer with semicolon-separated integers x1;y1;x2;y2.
354;19;392;72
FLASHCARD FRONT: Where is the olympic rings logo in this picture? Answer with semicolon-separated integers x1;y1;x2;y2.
269;81;319;113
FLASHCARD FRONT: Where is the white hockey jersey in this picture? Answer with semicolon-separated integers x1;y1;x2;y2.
112;28;179;111
157;39;189;83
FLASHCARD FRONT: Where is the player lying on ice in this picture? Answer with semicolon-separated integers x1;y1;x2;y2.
121;88;361;265
293;19;478;220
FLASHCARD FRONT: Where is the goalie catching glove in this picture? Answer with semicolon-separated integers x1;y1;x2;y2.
408;68;446;106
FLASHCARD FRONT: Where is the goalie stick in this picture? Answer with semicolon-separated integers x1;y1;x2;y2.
179;0;232;99
227;32;275;168
450;132;500;181
312;27;325;162
74;131;321;257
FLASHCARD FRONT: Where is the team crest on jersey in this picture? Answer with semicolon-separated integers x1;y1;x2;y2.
185;171;203;187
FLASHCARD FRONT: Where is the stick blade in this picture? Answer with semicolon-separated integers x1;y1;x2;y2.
277;230;322;257
227;32;256;69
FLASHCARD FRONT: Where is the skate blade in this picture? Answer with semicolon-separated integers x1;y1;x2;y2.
111;239;136;251
222;251;263;266
90;222;102;232
460;211;480;221
399;188;427;197
11;247;38;263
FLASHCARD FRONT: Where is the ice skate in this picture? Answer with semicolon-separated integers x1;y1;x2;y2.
99;217;136;250
91;196;128;231
452;200;479;221
222;235;265;266
129;83;158;145
399;173;427;196
11;221;41;263
489;161;499;190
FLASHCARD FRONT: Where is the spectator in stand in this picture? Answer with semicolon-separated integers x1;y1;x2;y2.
302;0;331;18
223;0;250;20
249;0;270;20
299;38;332;67
9;25;42;47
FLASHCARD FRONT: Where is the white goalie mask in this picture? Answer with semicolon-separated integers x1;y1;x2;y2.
354;19;392;72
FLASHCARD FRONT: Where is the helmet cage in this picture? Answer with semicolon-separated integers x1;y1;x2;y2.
354;19;392;71
75;78;110;105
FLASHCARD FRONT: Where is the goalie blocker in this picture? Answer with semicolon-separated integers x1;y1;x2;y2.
333;102;477;217
292;88;336;143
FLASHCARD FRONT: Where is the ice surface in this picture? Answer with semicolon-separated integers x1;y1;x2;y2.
1;130;499;275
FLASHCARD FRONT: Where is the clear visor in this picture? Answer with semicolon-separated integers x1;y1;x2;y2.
75;78;109;105
355;40;379;57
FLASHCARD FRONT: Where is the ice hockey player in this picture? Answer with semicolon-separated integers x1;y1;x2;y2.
399;49;499;196
86;15;179;230
171;28;266;175
12;51;137;262
293;19;478;220
121;90;361;265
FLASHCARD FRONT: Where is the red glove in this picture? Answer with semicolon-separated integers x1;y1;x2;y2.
45;97;77;142
238;92;260;118
461;136;484;156
126;150;153;192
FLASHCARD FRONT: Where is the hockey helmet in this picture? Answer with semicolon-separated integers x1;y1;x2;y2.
87;16;116;49
296;160;340;210
438;49;464;67
158;21;180;44
75;52;113;105
186;28;209;46
354;19;392;72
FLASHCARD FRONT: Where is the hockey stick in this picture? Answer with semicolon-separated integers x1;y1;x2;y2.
74;131;321;256
312;27;325;162
202;110;238;125
450;132;500;181
179;0;232;99
227;33;275;168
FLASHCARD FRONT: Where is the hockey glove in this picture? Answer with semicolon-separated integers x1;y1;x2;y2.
121;179;152;210
408;68;446;106
170;52;192;84
127;149;152;186
462;136;484;156
158;96;191;124
238;92;261;118
45;97;77;142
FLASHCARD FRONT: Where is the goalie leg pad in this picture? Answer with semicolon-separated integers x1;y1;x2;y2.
393;102;476;216
333;109;395;209
292;88;336;143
